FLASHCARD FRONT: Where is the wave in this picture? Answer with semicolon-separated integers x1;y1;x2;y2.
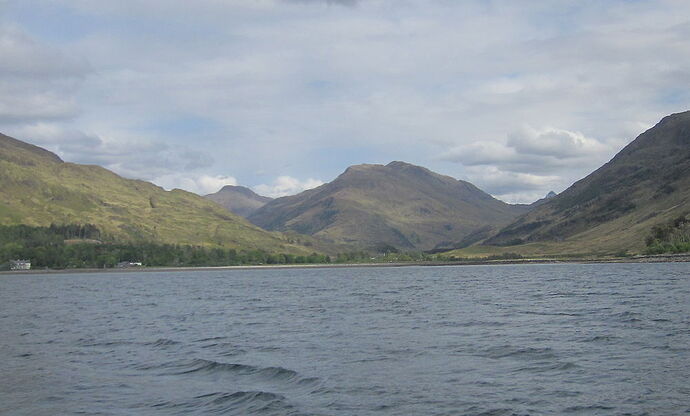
147;338;179;347
151;390;296;415
616;311;642;322
514;361;580;373
563;404;615;413
464;407;517;416
481;345;556;360
149;358;321;387
76;337;134;347
195;336;227;342
581;335;619;343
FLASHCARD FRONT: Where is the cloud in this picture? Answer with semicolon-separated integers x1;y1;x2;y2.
6;123;216;184
0;25;88;123
284;0;359;6
464;165;561;197
507;126;610;158
2;0;690;203
440;125;623;201
442;126;616;171
254;176;324;198
154;173;238;195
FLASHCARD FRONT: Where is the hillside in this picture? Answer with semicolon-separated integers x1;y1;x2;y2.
248;161;530;251
205;185;272;218
0;133;313;253
481;111;690;254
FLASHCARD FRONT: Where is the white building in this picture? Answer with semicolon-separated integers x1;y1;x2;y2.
117;261;143;268
10;260;31;270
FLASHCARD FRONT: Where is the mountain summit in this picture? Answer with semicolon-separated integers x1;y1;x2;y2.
249;161;529;251
206;185;272;218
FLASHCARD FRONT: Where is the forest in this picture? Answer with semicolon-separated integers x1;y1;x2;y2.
0;224;331;269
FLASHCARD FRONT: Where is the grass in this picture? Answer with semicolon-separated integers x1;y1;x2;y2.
0;138;316;255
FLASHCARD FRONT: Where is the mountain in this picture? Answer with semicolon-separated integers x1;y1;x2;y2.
248;161;530;251
0;132;312;253
529;190;558;208
484;111;690;253
205;185;272;218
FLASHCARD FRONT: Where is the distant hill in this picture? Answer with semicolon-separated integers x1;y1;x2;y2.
205;185;272;218
0;133;313;253
484;111;690;253
249;161;530;251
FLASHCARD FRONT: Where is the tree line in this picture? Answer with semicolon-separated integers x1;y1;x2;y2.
0;224;330;269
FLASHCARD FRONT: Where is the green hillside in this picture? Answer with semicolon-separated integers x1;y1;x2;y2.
451;111;690;257
249;161;530;251
0;133;313;254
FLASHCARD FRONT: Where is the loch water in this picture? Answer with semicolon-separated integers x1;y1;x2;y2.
1;263;689;415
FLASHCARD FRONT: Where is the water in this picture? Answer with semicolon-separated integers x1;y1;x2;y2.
1;263;689;416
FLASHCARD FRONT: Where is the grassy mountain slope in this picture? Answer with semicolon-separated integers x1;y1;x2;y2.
477;111;690;255
0;133;313;253
249;161;530;251
205;185;272;218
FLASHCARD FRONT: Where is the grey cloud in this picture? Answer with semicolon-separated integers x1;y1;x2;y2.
461;164;563;201
0;94;79;123
478;175;555;196
0;26;89;124
440;126;622;201
284;0;358;6
506;127;609;158
182;150;214;170
441;127;616;176
0;27;87;77
8;125;103;154
7;124;215;183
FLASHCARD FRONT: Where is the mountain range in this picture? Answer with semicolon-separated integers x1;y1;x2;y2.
2;110;688;257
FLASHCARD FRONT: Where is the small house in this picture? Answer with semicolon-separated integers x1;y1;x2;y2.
116;261;143;268
10;260;31;270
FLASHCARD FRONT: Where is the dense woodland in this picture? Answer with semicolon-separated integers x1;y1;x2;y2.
0;224;331;269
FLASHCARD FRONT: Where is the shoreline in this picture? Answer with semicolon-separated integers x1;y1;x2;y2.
1;253;688;275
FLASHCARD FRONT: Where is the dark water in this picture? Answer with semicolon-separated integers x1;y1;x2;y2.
1;263;689;416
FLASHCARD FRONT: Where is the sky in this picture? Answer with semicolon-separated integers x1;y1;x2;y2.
1;0;689;203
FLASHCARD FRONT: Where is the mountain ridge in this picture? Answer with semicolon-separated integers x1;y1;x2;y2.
482;110;690;253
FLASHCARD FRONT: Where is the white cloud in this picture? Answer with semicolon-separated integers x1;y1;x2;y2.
154;174;238;195
507;126;609;158
461;165;562;203
441;125;622;201
442;126;616;170
254;176;324;198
